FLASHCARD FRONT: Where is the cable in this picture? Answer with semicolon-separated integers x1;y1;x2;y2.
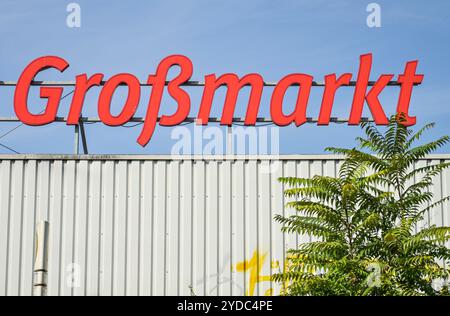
233;122;275;127
0;89;75;140
0;121;25;140
0;142;20;154
121;121;195;128
178;121;194;126
123;122;144;128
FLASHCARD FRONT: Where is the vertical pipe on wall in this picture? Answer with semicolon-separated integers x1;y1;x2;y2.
33;221;49;296
74;125;80;155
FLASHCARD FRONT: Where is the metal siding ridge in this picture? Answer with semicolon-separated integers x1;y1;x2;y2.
113;161;128;296
178;160;193;296
87;160;102;296
219;160;232;296
232;160;246;296
139;161;154;296
0;161;11;295
21;160;37;296
99;161;115;296
7;161;24;295
47;160;64;296
127;161;141;296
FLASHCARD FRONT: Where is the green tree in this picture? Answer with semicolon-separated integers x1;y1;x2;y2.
274;117;450;295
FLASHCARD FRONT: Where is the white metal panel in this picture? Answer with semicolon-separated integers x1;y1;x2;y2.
245;161;259;296
60;161;76;296
232;160;246;296
37;161;50;221
166;161;180;295
87;161;102;296
205;161;219;296
219;160;232;296
271;160;285;295
297;160;311;246
0;161;11;296
127;161;141;296
192;161;206;296
0;155;449;296
113;162;127;296
259;160;273;296
309;160;323;245
153;161;167;295
99;161;115;296
179;160;192;296
443;160;450;268
429;159;444;228
139;161;154;296
7;161;24;295
20;161;36;296
74;160;88;296
284;161;298;251
47;160;63;296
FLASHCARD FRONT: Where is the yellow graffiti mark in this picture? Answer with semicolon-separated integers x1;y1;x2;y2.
271;260;280;270
264;288;274;296
235;251;297;296
235;251;273;296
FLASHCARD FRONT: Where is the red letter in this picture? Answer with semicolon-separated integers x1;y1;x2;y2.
197;73;264;126
396;60;423;126
67;74;104;124
270;74;313;126
318;73;352;125
14;56;69;125
349;54;390;125
98;74;140;126
137;55;193;147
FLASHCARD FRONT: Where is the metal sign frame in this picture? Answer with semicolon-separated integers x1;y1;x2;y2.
0;77;416;154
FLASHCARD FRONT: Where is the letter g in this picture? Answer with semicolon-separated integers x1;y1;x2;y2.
14;56;69;125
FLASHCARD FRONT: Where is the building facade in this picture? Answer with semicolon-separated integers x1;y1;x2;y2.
0;154;449;296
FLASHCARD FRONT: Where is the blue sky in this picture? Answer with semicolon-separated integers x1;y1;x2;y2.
0;0;449;154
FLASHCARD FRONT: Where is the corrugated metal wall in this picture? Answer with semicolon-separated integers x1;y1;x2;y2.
0;155;449;296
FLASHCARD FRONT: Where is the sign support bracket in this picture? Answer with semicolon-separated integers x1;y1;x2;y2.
74;120;89;155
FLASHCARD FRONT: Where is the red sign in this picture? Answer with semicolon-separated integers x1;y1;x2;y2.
13;54;423;146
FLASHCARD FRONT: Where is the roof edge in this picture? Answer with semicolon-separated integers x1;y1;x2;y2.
0;154;450;161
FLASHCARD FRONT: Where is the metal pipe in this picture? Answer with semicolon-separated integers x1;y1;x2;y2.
0;80;416;87
33;221;49;297
0;116;374;124
74;125;80;155
79;121;89;155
